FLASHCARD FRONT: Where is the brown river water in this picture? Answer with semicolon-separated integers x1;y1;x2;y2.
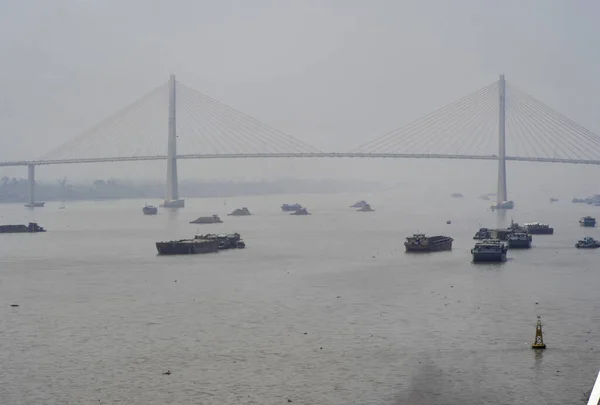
1;190;599;404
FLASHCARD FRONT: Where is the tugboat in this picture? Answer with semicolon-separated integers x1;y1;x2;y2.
143;204;158;215
156;238;220;255
160;199;185;208
579;216;596;227
507;232;532;249
281;203;302;212
290;207;310;215
24;202;45;208
0;222;46;233
524;222;554;235
356;204;374;212
350;200;369;208
491;200;514;210
575;236;600;249
471;239;507;262
473;228;492;240
228;207;251;216
190;215;223;224
404;234;453;252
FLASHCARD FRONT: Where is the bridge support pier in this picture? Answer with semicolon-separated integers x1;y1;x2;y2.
24;164;44;208
161;73;184;208
496;74;508;205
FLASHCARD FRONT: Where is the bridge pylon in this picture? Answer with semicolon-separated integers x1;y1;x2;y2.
161;74;184;208
497;74;508;205
24;164;45;208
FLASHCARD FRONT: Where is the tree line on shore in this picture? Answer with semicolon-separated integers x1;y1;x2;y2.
0;176;380;203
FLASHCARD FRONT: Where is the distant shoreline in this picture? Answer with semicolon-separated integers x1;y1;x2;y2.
0;178;381;204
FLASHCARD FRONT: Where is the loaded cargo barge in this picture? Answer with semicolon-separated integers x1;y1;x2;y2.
156;233;246;255
0;222;46;233
405;233;453;252
156;238;219;255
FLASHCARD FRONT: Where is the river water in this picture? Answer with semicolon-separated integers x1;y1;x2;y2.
1;190;599;404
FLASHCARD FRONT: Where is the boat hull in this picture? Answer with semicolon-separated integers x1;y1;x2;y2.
527;228;554;235
580;223;596;227
24;202;45;208
156;240;219;255
160;199;185;208
228;209;251;216
190;220;223;224
508;240;531;249
492;201;515;210
194;233;246;250
190;216;223;224
405;236;453;252
0;223;46;233
472;252;507;262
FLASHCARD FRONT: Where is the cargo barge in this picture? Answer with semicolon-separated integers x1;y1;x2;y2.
156;233;247;255
195;233;246;249
471;239;507;262
156;238;220;255
0;222;46;233
524;222;554;235
405;233;453;252
507;232;532;249
475;221;528;241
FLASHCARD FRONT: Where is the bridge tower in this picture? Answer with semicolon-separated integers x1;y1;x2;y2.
161;74;184;208
24;164;45;208
497;74;508;204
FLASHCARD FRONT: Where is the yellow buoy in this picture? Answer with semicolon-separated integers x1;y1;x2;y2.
532;316;546;349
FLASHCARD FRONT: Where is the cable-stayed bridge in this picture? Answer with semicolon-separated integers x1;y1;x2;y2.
3;74;600;207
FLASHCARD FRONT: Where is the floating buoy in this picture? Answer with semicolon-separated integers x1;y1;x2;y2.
532;315;546;349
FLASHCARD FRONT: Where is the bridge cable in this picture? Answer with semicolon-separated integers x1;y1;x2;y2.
508;87;598;159
177;82;321;154
350;80;499;153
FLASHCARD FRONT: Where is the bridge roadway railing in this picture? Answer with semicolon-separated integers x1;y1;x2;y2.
1;153;600;167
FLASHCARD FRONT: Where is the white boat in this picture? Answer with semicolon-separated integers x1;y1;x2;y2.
587;369;600;405
491;200;514;210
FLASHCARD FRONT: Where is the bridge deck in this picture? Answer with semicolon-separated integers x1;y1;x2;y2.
1;153;600;167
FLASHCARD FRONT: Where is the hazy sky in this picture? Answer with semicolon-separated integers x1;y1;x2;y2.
1;0;599;185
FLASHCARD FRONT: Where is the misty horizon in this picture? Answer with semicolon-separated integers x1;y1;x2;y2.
1;1;600;196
